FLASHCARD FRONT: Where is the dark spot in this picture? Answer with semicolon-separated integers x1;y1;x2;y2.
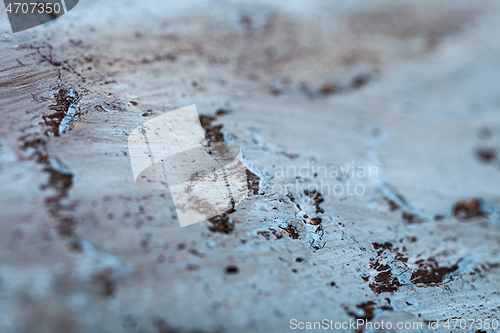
470;263;500;277
268;228;284;239
295;257;305;262
69;240;82;252
257;231;270;240
140;239;149;250
208;208;236;234
372;242;393;251
215;108;230;116
383;196;400;211
56;216;76;238
410;259;459;284
320;83;339;96
33;151;77;240
453;198;486;220
310;217;322;225
303;190;325;214
199;115;224;143
200;114;260;196
43;89;80;137
188;248;205;258
41;165;73;198
291;268;298;273
92;269;116;297
225;265;239;274
346;301;376;333
270;87;282;96
281;151;299;159
345;299;393;332
130;101;138;106
287;193;302;211
402;211;425;224
372;128;382;138
369;263;402;293
240;14;253;33
351;73;371;89
186;264;200;271
475;148;497;163
368;242;409;293
329;281;336;287
152;318;176;333
278;224;300;239
246;169;261;195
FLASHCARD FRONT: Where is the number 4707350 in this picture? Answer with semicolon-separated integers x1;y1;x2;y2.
443;318;499;330
5;3;62;14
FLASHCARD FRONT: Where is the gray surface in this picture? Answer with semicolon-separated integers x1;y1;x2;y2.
1;0;500;332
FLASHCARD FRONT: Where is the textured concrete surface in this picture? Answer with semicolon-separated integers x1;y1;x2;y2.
1;1;500;332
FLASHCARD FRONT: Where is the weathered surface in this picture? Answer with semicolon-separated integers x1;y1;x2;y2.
1;0;500;332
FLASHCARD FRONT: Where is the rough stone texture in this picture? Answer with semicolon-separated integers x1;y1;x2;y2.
1;0;500;332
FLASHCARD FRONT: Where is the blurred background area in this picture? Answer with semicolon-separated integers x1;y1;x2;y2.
1;1;500;332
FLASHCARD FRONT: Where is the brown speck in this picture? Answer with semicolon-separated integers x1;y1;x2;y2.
351;73;371;89
208;208;235;234
186;264;200;271
402;211;425;224
215;108;230;116
257;231;270;240
269;228;283;240
225;265;239;275
434;214;445;221
320;83;338;96
383;196;400;211
410;260;459;284
92;269;116;297
304;190;325;214
281;151;299;159
372;242;393;251
475;148;497;163
346;301;376;333
278;225;300;239
311;217;322;225
453;198;486;220
246;169;260;195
